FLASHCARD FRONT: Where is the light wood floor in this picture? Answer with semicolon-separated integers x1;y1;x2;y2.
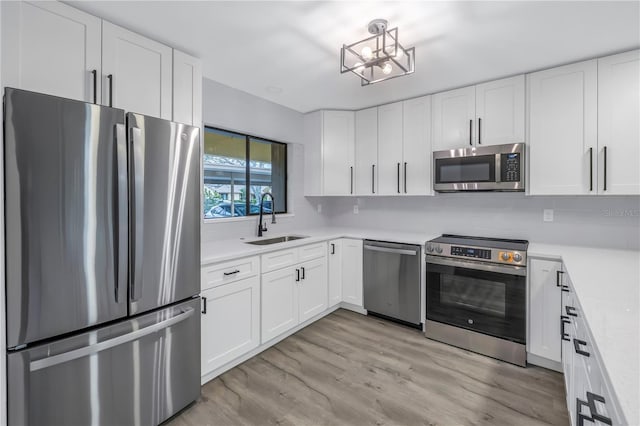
168;309;569;426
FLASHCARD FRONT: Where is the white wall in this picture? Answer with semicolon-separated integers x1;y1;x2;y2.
201;78;327;242
323;194;640;250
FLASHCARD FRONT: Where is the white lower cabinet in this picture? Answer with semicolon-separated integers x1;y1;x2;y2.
200;276;260;376
327;240;343;307
528;258;562;363
341;239;364;308
261;244;328;343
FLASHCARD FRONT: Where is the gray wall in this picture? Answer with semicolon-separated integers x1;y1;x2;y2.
322;194;640;250
201;78;327;242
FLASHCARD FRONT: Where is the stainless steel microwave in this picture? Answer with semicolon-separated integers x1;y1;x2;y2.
433;143;525;192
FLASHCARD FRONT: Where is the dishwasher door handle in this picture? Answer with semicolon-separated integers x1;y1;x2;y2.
363;245;417;256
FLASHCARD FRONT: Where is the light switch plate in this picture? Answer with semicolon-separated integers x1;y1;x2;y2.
543;209;554;222
317;204;322;213
353;205;359;214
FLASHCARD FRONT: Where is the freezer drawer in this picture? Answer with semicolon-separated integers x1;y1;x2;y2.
363;240;422;325
8;298;201;426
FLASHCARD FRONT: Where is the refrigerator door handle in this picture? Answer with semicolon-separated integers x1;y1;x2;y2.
30;307;195;372
130;126;144;301
115;123;128;304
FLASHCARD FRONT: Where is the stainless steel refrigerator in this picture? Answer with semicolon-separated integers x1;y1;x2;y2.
4;88;201;425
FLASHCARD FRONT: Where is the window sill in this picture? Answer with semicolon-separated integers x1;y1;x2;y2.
202;213;295;225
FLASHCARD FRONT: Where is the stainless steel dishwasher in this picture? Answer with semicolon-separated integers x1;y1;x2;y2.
363;240;422;327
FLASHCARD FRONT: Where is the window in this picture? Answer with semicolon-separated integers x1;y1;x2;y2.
203;127;287;220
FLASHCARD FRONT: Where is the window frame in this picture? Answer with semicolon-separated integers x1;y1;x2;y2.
202;125;288;221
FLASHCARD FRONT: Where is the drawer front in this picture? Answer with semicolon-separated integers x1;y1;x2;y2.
201;256;260;290
298;242;327;262
262;249;299;273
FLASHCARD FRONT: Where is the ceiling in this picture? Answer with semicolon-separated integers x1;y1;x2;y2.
68;1;640;113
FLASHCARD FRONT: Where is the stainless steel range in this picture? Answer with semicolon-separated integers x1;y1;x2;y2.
425;235;528;366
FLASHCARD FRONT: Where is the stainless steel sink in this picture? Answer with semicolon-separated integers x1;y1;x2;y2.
245;235;309;245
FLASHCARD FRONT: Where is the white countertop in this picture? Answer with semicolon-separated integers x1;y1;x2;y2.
201;230;639;424
529;243;640;425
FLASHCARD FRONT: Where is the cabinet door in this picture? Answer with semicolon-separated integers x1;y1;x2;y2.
298;257;328;323
561;288;575;425
172;49;202;126
475;75;525;146
327;240;343;307
377;102;404;195
528;60;597;195
341;239;363;307
402;95;432;195
322;111;355;195
201;277;260;375
528;259;562;363
598;50;640;195
431;86;475;151
261;267;298;343
102;21;172;119
2;1;101;103
355;107;378;195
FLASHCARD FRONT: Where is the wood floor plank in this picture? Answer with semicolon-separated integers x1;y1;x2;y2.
167;309;569;426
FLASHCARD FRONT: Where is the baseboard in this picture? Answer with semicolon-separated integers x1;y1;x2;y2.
201;304;341;385
339;302;367;315
527;352;563;372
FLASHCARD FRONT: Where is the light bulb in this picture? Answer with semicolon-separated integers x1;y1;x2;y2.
382;62;393;75
361;46;373;60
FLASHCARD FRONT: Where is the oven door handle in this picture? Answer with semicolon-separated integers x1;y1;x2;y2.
425;255;526;276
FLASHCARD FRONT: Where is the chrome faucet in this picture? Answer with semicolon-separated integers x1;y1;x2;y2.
257;192;276;237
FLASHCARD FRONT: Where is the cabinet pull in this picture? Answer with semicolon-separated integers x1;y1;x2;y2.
350;166;354;194
561;316;571;341
372;164;375;194
469;119;473;146
331;243;335;255
91;70;97;104
556;270;569;291
397;163;401;193
478;118;482;145
589;147;593;191
573;338;590;357
296;268;300;282
566;306;578;317
586;392;612;425
223;270;240;276
301;267;306;280
404;162;407;193
577;398;591;426
201;297;207;314
107;74;113;107
603;146;607;191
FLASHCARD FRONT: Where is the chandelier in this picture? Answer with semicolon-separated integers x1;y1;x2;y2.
340;19;415;86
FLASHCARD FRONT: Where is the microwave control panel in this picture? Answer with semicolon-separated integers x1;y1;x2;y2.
501;153;521;182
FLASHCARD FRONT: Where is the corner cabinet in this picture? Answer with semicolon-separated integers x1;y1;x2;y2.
303;110;355;196
1;1;102;103
102;21;173;119
432;75;524;151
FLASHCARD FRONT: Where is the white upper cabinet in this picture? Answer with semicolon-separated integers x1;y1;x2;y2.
598;49;640;195
431;86;475;151
475;75;525;146
432;76;525;151
1;1;101;103
172;50;202;126
528;60;598;195
102;21;173;119
377;102;404;195
355;107;378;195
402;96;432;195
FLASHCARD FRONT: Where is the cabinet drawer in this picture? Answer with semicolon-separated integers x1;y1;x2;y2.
298;242;327;262
201;256;259;290
262;249;299;273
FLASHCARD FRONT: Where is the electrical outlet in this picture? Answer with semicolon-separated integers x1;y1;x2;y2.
543;209;554;222
317;204;322;213
353;205;359;214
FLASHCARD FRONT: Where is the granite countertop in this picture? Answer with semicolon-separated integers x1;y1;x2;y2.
529;243;640;426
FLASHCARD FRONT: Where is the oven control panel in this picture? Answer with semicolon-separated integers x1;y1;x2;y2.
450;246;491;259
426;243;526;266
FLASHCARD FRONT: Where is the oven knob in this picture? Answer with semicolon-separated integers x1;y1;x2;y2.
435;246;443;254
501;252;511;261
513;253;523;262
426;244;433;253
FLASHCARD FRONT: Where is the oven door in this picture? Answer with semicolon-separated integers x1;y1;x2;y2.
426;256;526;344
